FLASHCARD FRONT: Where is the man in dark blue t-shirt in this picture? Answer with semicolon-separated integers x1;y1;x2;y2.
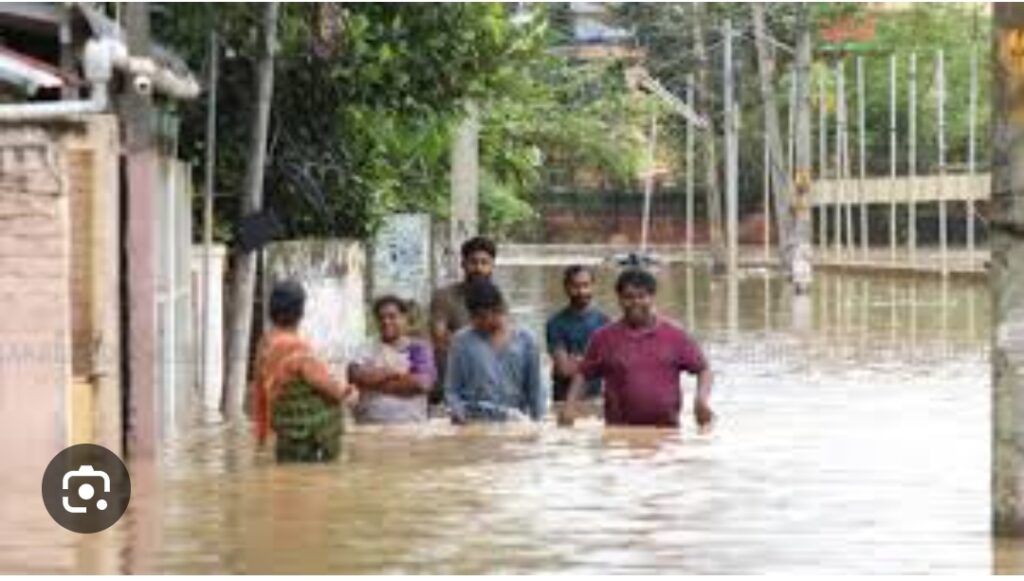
545;265;610;402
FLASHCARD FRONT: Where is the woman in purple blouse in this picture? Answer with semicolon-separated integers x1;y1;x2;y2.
348;296;436;424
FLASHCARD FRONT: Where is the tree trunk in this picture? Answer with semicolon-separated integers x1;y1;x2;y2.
791;4;815;292
992;1;1024;536
692;3;726;272
752;4;794;272
223;3;280;419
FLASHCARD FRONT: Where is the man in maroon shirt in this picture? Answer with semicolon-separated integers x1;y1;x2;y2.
559;268;714;429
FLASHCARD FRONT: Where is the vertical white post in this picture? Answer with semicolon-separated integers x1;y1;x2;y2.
968;48;977;268
889;53;897;263
857;56;867;262
764;132;771;260
834;60;844;261
686;75;696;263
908;52;918;266
788;71;796;176
818;76;829;252
937;49;948;276
724;19;739;274
640;108;658;254
842;62;853;258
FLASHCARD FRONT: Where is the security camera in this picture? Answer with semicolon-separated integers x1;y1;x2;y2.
132;75;152;96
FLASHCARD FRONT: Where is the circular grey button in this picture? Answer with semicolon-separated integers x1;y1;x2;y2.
41;444;131;534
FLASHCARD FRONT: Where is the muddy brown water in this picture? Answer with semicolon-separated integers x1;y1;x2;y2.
2;264;1002;573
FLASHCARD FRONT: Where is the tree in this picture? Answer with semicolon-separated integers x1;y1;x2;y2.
222;3;279;419
692;3;727;271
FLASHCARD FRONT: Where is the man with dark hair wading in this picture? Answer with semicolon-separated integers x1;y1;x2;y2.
546;265;610;407
251;279;359;462
444;279;546;424
559;269;715;430
429;236;497;406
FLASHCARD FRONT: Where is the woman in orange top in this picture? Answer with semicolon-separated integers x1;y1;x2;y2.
251;280;358;461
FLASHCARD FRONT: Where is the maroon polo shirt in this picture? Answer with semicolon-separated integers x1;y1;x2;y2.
580;317;707;427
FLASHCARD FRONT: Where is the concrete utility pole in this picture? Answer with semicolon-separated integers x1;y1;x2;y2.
121;3;159;459
449;101;480;276
992;2;1024;536
752;3;794;272
692;3;726;272
723;18;739;275
223;3;279;418
686;75;696;262
791;4;814;292
200;30;218;405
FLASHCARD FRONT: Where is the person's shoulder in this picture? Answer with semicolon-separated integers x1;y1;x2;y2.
589;306;612;324
657;317;699;341
590;318;621;341
545;307;572;328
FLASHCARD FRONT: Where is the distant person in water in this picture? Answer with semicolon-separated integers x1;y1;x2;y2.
251;279;359;462
444;279;546;424
348;296;436;424
429;236;497;405
559;268;714;429
546;265;609;404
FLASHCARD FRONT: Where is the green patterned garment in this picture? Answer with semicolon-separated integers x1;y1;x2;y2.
271;378;343;462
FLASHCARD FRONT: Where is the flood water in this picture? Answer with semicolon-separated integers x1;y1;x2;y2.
2;263;1002;573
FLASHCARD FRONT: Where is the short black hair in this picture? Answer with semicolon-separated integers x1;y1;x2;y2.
373;295;410;318
563;264;594;287
615;268;657;295
463;279;506;316
461;236;497;260
269;279;306;328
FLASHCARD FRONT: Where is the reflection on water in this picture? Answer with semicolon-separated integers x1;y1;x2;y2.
1;264;995;573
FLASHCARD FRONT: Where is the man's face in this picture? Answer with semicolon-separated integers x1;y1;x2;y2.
618;284;655;326
565;271;594;310
471;308;505;335
462;251;495;282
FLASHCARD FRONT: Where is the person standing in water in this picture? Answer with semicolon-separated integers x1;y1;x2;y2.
348;296;436;424
251;279;359;462
444;279;545;424
429;236;497;405
545;265;609;404
559;269;714;430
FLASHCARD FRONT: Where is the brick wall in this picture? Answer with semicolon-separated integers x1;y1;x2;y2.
0;127;70;473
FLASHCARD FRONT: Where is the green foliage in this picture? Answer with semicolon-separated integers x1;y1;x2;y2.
155;3;641;242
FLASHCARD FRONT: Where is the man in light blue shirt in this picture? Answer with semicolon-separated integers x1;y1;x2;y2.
444;279;546;423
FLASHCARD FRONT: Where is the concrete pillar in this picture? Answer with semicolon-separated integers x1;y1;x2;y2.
449;101;479;278
993;3;1024;536
192;244;226;411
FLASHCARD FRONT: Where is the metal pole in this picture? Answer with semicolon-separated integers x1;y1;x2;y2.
201;31;218;395
857;56;867;262
724;19;739;274
764;132;771;260
834;60;844;261
788;70;796;176
686;74;696;263
968;48;977;268
937;49;948;276
819;75;828;252
889;53;897;263
842;61;853;258
640;108;658;254
909;51;918;266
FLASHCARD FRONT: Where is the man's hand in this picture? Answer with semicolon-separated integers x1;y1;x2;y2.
694;396;714;432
